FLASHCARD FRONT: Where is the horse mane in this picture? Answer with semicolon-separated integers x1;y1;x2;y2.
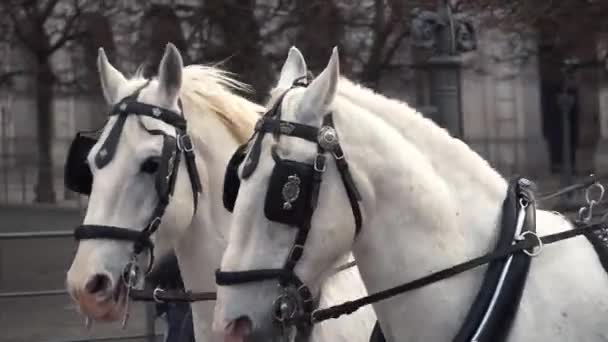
130;64;263;144
336;77;507;194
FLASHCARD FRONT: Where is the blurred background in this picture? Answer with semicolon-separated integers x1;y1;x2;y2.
1;0;607;341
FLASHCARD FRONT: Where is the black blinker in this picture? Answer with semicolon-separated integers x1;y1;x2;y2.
64;133;97;195
155;136;179;203
223;143;249;212
264;152;314;227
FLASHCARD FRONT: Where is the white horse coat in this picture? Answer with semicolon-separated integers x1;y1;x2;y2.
66;44;376;341
214;46;608;342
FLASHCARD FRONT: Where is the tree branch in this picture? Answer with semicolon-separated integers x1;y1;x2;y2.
39;0;61;25
0;69;33;86
48;0;83;54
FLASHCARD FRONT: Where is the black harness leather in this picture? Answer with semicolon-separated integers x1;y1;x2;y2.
212;78;608;341
68;83;202;272
454;176;535;342
216;82;363;335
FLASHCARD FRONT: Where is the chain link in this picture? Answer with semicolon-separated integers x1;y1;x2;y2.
578;182;605;223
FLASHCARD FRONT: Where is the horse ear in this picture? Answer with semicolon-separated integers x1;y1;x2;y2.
157;43;183;105
296;47;339;124
97;48;127;104
277;46;307;90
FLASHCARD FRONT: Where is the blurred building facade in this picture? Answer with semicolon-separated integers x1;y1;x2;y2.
0;0;606;205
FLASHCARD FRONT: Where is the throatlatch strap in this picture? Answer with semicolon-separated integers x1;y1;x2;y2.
322;114;363;235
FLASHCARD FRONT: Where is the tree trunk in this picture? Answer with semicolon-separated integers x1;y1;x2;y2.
205;0;272;100
34;58;56;203
294;0;345;74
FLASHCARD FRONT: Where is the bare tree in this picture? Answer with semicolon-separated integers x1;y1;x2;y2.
461;0;608;63
201;0;274;100
0;0;138;202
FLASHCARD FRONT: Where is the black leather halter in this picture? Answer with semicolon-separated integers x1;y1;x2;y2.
73;82;203;273
215;81;363;331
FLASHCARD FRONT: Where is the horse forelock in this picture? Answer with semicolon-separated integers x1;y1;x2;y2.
179;65;262;144
125;64;262;145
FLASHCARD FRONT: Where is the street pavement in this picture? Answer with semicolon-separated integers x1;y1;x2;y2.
0;173;603;341
0;205;162;342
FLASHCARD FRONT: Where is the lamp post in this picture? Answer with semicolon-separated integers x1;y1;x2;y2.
411;0;477;139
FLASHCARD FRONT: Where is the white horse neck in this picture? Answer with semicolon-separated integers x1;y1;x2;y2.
338;77;508;202
162;65;261;339
328;93;508;340
335;81;608;341
164;67;378;342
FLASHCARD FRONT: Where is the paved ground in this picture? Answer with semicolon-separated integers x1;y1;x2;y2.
0;172;603;341
0;205;163;342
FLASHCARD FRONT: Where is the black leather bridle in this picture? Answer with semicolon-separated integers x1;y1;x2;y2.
215;80;363;333
73;82;202;274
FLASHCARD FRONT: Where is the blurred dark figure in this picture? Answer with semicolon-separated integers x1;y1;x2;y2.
541;81;579;174
145;253;195;342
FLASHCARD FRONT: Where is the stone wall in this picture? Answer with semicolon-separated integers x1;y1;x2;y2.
461;29;548;177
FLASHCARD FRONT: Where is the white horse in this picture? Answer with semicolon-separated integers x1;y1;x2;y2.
65;43;376;341
213;46;608;341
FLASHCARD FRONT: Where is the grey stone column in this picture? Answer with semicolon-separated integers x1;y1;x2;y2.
428;55;463;137
411;0;476;139
594;84;608;174
593;36;608;175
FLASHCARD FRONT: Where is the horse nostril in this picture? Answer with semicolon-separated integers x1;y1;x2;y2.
226;315;253;338
85;273;111;295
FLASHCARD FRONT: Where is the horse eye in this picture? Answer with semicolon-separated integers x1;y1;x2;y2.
141;157;160;174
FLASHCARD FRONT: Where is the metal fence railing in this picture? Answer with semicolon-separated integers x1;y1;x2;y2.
0;230;161;342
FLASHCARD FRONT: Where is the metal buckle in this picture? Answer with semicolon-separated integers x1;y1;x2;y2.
153;287;165;303
310;309;320;324
297;284;313;303
586;182;605;205
518;231;543;257
332;149;345;160
177;134;194;152
273;293;297;323
314;154;326;172
148;216;162;231
255;118;264;131
288;245;304;261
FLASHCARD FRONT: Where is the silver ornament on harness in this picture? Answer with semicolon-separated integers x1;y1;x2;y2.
317;126;339;151
280;122;296;135
152;107;162;117
282;175;301;210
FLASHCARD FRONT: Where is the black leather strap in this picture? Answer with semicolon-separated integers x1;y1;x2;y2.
255;117;319;143
310;220;606;323
215;268;288;285
110;101;187;130
73;81;202;275
322;115;363;235
130;288;216;302
74;225;152;247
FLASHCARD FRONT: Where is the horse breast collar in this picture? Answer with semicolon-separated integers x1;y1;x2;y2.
65;81;203;272
454;177;536;342
216;80;363;332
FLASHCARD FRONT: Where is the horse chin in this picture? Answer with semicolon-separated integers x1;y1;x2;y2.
77;283;128;322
